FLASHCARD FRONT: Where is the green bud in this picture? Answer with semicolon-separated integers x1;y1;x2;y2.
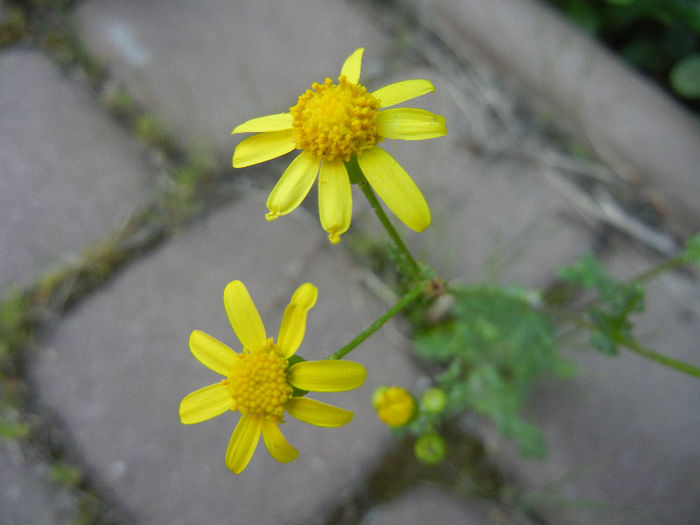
420;387;447;414
414;433;446;464
372;386;390;410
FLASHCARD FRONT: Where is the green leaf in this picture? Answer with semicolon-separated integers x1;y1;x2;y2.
683;233;700;264
670;55;700;99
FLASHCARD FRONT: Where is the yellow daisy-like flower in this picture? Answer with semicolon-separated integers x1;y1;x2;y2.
179;280;366;474
232;48;447;244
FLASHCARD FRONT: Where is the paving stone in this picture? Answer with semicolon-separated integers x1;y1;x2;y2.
0;49;155;294
74;0;392;161
0;445;79;525
360;485;517;525
30;192;421;525
479;248;700;524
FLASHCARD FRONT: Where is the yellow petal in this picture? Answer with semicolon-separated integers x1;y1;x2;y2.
286;398;354;428
377;108;447;140
179;382;235;425
288;361;366;392
223;281;267;352
262;420;299;463
266;151;320;221
189;330;238;376
232;113;293;134
277;283;318;358
372;79;435;108
232;130;296;168
318;159;352;244
340;48;364;83
357;147;431;232
225;414;263;474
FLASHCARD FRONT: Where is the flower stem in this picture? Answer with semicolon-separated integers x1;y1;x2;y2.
345;157;423;281
327;282;425;360
620;338;700;378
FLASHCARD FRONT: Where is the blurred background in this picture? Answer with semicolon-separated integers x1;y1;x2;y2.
1;1;699;524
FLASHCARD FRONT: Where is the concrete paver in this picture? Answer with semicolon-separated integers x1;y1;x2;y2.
359;485;517;525
0;50;155;294
74;0;392;162
31;194;421;524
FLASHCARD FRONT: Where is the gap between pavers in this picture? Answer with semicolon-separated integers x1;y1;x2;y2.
0;49;157;294
30;192;422;525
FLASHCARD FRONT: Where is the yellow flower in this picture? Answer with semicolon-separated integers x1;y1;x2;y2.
232;48;447;244
373;386;416;427
179;280;366;474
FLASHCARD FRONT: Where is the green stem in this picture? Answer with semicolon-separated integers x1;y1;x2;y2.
345;157;423;281
327;282;425;360
620;338;700;378
627;253;687;285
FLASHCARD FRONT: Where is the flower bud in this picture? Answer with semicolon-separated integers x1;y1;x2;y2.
373;386;416;427
420;387;447;414
414;433;446;464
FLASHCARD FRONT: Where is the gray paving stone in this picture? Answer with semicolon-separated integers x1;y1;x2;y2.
0;445;79;525
0;49;155;294
480;248;700;524
74;0;392;161
360;485;517;525
31;193;421;525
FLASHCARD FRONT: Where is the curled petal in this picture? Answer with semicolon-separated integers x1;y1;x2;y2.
189;330;238;376
225;414;263;474
277;283;318;358
318;159;352;244
223;281;267;352
232;113;293;134
262;420;299;463
286;398;354;427
289;361;366;392
377;108;447;140
266;151;320;221
357;147;431;232
372;79;435;108
232;130;296;168
179;383;235;425
340;48;363;83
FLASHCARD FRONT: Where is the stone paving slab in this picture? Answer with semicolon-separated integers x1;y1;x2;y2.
0;49;155;294
74;0;392;163
359;485;518;525
480;248;700;524
31;193;422;525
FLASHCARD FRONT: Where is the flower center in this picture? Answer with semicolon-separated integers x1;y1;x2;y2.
289;75;382;162
225;346;292;421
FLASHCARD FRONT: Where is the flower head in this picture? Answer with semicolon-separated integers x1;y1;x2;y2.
373;385;416;427
232;48;447;244
179;280;366;474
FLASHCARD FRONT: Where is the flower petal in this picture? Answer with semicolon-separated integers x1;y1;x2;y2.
232;113;293;134
289;361;366;392
340;48;363;84
372;79;435;108
232;130;296;168
189;330;238;376
223;281;267;352
318;159;352;244
266;151;320;221
179;382;234;425
286;398;354;427
262;420;299;463
357;147;431;232
225;414;263;474
377;108;447;140
277;283;318;358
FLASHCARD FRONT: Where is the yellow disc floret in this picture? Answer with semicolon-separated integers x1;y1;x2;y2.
290;75;381;162
225;347;292;421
